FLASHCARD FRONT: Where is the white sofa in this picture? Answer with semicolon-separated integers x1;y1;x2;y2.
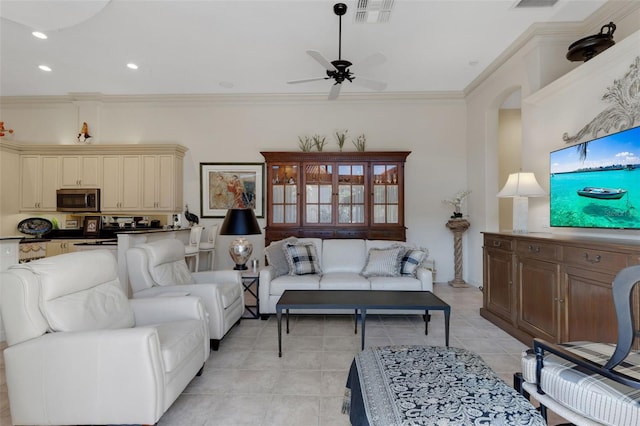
0;250;209;425
259;238;433;315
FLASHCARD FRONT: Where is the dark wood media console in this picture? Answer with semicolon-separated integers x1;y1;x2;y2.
481;232;640;347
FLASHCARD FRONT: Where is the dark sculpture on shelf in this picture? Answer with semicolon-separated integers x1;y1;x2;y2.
566;22;616;63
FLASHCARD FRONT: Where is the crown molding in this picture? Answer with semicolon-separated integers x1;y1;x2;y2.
0;91;465;107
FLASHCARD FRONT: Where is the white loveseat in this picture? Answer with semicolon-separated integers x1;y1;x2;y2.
259;238;433;315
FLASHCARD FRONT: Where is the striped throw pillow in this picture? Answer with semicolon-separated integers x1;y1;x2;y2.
400;248;428;276
361;246;404;278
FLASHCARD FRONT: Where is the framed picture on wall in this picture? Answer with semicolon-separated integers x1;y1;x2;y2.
83;216;101;237
200;163;264;218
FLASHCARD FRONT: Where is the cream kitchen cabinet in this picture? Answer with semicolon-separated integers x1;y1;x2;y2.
141;154;183;212
20;155;59;211
101;155;141;212
8;142;187;214
45;239;82;257
59;156;101;188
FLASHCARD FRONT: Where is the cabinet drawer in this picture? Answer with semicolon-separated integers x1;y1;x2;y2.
516;240;560;261
484;235;514;251
564;246;628;272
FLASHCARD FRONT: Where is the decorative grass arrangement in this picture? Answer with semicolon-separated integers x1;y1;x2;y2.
313;134;328;151
353;134;366;152
298;136;314;152
334;130;348;151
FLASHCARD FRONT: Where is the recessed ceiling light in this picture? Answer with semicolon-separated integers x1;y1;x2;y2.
126;63;139;70
32;31;47;40
38;65;52;72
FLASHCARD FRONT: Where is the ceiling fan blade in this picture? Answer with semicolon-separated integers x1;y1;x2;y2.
354;52;387;70
352;77;387;91
287;77;329;84
307;50;338;71
328;83;342;100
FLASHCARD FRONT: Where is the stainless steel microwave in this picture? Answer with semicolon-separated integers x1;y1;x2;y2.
56;188;100;212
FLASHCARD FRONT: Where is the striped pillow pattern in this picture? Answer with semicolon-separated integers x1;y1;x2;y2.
521;342;640;426
361;246;404;278
400;248;427;276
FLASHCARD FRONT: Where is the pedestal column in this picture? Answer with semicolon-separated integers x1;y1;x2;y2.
446;218;470;288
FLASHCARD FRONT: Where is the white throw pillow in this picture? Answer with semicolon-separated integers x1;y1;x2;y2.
265;236;298;277
361;246;404;278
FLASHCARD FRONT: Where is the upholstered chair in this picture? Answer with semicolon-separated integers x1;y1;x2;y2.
517;265;640;425
127;238;244;350
0;250;209;426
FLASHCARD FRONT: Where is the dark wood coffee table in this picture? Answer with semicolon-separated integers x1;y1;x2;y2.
276;290;451;357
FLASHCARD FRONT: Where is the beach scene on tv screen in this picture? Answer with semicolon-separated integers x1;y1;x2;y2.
550;126;640;229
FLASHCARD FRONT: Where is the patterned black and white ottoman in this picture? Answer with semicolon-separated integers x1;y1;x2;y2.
344;345;544;426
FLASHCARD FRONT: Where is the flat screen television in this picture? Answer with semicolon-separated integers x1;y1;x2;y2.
550;125;640;229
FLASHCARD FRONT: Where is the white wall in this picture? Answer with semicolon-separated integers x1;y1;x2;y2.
465;6;640;287
0;95;467;281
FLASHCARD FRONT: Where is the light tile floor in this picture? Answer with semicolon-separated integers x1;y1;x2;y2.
0;283;567;425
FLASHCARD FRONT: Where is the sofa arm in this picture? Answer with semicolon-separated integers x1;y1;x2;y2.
191;270;242;284
130;296;207;326
416;267;434;292
4;328;167;424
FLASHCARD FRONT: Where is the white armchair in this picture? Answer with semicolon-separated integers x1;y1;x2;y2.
0;250;209;426
127;238;244;350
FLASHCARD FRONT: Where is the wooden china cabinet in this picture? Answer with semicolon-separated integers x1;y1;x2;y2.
261;151;410;245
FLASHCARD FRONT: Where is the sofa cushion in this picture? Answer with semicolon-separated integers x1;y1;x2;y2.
320;272;370;290
321;239;366;273
284;242;322;275
270;275;321;296
400;248;428;277
361;246;404;277
265;236;298;278
369;276;423;291
155;319;206;373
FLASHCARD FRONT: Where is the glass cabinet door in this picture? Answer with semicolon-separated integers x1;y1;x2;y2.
337;164;365;224
304;163;333;224
269;164;298;224
373;164;400;224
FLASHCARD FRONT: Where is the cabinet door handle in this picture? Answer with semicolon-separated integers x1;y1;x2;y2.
583;253;601;264
528;245;540;253
493;241;501;247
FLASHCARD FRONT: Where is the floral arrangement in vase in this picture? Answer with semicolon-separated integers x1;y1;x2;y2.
443;189;471;219
353;133;366;151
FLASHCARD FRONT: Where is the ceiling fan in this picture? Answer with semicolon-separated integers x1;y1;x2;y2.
287;2;387;100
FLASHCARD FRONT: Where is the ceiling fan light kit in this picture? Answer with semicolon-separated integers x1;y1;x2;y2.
287;2;387;100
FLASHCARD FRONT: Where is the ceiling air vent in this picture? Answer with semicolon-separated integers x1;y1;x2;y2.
514;0;558;8
355;0;394;23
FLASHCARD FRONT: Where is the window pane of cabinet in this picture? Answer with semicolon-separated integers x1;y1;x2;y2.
270;164;298;225
373;164;400;224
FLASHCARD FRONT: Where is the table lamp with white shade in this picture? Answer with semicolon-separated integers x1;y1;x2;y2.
219;208;262;270
497;172;547;234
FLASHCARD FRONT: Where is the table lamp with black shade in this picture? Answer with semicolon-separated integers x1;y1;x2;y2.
219;208;262;270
